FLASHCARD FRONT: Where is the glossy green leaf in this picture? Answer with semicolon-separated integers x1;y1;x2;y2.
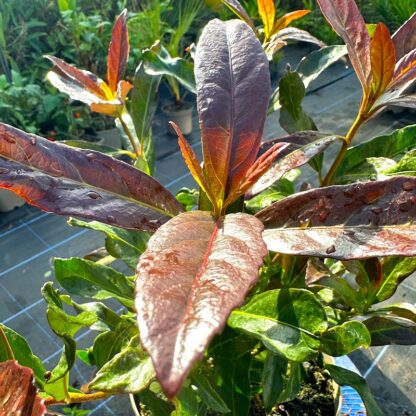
262;353;302;410
279;69;317;134
0;324;46;386
384;149;416;176
89;336;155;393
210;330;253;416
139;389;174;416
321;321;371;356
269;45;347;113
363;316;416;346
228;289;327;361
173;387;199;416
131;61;162;175
333;125;416;183
48;336;76;384
72;301;123;331
0;123;183;232
245;173;298;214
142;48;195;94
191;374;230;413
313;276;365;310
42;282;98;337
92;320;138;369
376;257;416;302
54;257;134;307
369;302;416;322
325;364;383;416
69;218;149;269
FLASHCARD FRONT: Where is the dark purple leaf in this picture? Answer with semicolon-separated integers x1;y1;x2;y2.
257;177;416;259
0;360;46;415
363;316;416;346
0;123;182;232
392;12;416;60
135;211;267;398
195;19;270;213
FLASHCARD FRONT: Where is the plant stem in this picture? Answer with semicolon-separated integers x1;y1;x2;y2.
321;112;366;186
44;391;111;406
118;112;141;158
0;325;14;360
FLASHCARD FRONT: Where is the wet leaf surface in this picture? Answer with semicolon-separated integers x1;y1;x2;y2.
258;176;416;259
0;123;182;232
135;211;267;398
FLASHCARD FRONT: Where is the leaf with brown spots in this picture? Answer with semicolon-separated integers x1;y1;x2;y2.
135;211;267;398
0;123;182;232
257;177;416;259
0;360;46;415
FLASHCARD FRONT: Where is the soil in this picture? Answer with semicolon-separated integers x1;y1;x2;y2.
250;361;336;416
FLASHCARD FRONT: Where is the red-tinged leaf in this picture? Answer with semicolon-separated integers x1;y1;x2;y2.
370;23;395;98
195;19;270;214
258;131;329;156
220;0;258;34
0;360;46;415
273;27;325;48
258;0;275;39
0;123;183;231
391;49;416;88
46;56;107;100
170;122;214;202
257;176;416;259
225;142;291;205
392;12;416;60
316;0;371;93
271;10;311;35
249;135;340;197
135;211;267;398
107;9;129;93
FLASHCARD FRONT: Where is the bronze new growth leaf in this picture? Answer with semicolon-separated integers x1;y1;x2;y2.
135;211;267;398
46;10;132;117
257;177;416;259
0;124;182;231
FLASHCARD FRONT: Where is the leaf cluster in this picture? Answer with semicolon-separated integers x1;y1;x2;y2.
0;1;416;415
